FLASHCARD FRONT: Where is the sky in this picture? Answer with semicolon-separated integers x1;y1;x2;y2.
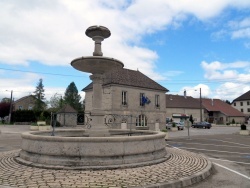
0;0;250;103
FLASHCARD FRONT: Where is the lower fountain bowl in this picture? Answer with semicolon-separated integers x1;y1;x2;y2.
16;129;168;170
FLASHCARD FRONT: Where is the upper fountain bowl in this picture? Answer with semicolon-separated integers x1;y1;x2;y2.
85;25;111;39
71;25;124;74
71;56;124;74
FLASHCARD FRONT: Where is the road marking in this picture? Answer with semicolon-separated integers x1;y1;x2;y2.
213;162;250;180
167;141;250;149
176;147;250;155
167;144;250;180
209;157;250;165
198;138;250;147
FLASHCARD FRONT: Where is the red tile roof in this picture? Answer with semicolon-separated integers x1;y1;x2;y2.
202;98;245;117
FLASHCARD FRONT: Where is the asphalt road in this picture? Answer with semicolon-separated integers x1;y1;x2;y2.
167;127;250;187
1;125;250;187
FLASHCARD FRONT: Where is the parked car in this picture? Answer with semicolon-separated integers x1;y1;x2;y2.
192;121;212;129
166;122;184;130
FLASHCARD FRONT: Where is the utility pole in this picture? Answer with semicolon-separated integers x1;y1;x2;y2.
200;88;202;122
8;90;13;124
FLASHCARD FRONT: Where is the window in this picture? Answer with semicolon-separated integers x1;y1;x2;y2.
136;114;147;127
247;101;250;105
241;109;244;112
122;91;127;105
28;105;33;110
155;95;160;107
140;93;145;106
18;106;23;110
234;103;236;106
240;102;243;106
248;108;250;112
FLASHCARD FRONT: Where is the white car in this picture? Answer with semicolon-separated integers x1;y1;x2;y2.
166;122;184;130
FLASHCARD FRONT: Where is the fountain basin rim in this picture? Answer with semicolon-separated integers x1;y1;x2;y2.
21;129;166;142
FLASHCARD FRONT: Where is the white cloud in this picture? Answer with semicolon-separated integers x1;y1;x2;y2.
228;17;250;39
232;28;250;39
213;82;250;101
180;84;211;98
1;0;250;81
0;72;74;102
201;60;250;81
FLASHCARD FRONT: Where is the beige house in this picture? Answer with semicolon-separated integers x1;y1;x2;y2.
202;98;245;124
13;95;37;111
231;90;250;117
83;68;169;131
165;94;203;123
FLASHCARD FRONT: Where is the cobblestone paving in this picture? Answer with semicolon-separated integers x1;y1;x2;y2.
0;148;209;188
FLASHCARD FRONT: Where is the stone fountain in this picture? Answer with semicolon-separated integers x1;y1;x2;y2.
16;26;168;169
71;25;124;137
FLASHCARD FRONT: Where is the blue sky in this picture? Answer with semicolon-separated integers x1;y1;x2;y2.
0;0;250;103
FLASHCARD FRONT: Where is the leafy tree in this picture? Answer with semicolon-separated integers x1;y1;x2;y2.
0;102;10;118
224;100;231;105
1;97;10;103
64;82;82;111
232;119;235;124
50;93;64;110
33;78;46;111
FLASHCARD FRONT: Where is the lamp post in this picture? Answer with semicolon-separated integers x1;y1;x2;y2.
194;88;202;122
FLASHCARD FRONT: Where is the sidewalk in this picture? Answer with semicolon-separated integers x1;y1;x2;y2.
0;125;30;134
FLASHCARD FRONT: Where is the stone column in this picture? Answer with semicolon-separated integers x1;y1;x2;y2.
90;74;104;114
88;74;109;136
92;36;104;56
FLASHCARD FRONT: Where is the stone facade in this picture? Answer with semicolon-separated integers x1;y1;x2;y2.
85;85;167;131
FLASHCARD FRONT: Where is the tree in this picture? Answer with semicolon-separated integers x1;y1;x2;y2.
49;93;64;110
0;102;10;119
1;97;10;103
225;100;231;105
64;82;82;111
33;78;46;111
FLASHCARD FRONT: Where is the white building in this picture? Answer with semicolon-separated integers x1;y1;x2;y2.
231;90;250;116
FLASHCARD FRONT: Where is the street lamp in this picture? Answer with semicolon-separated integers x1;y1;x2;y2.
194;88;202;122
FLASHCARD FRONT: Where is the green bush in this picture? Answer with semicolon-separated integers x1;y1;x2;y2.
241;124;247;130
11;110;51;123
161;129;168;132
232;119;235;124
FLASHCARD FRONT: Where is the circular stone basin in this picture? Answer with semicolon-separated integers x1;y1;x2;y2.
17;129;168;170
71;56;124;74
